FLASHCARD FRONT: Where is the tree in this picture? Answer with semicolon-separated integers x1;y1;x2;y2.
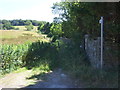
31;20;40;26
25;24;33;31
50;23;63;36
0;24;3;30
24;20;32;25
52;2;119;43
38;22;52;34
2;21;14;30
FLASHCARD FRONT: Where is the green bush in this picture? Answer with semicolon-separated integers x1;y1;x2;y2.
0;43;30;74
24;41;59;69
51;35;59;42
0;41;59;75
47;32;53;37
25;24;33;31
50;23;63;36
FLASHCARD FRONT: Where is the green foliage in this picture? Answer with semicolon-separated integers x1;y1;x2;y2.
25;24;33;31
51;3;118;87
1;19;47;26
24;20;32;25
51;35;59;42
47;32;53;37
24;41;59;69
1;21;15;30
53;40;118;88
38;22;51;34
38;23;45;31
50;23;63;36
0;41;58;75
24;20;34;31
46;23;63;42
31;20;41;26
0;39;118;87
0;43;30;74
0;24;3;30
52;2;119;43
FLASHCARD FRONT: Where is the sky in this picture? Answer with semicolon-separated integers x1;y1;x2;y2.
0;0;61;22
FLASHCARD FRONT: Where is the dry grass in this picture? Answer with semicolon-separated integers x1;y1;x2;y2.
14;26;27;31
14;26;38;31
0;30;50;44
0;30;40;39
0;30;23;39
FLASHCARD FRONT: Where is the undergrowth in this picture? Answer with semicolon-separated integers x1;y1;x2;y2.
0;39;118;88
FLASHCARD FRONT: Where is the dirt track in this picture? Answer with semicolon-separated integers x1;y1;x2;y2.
0;68;80;89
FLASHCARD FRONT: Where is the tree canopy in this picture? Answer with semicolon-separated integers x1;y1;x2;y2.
52;2;119;43
0;19;47;26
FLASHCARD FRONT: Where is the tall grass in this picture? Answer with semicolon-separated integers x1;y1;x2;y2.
0;43;30;74
0;41;58;75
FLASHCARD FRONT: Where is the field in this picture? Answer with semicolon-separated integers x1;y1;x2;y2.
0;30;49;44
14;26;38;31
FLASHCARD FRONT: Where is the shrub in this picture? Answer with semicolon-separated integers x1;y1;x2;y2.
25;24;33;31
0;43;30;74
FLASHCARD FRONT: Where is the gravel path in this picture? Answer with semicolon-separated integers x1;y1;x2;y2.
0;70;33;88
0;68;79;89
26;68;78;88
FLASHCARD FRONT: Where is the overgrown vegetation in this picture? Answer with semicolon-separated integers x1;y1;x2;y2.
52;2;119;44
0;30;50;75
49;2;119;87
0;43;29;74
0;39;118;87
0;2;118;88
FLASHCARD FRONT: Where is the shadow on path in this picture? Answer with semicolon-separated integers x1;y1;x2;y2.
19;68;78;89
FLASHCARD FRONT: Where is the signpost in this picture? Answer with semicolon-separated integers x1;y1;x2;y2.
99;16;104;69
